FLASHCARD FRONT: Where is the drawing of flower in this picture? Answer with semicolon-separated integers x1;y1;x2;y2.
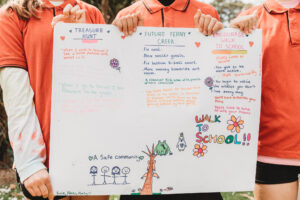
110;58;120;71
193;143;208;158
227;116;244;133
205;77;214;87
204;77;214;92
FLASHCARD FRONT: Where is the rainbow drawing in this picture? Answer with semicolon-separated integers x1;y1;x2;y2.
212;50;248;55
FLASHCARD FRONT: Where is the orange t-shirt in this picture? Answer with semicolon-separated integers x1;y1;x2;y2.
116;0;220;28
240;0;300;159
0;0;105;167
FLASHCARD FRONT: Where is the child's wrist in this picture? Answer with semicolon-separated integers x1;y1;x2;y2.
18;161;47;183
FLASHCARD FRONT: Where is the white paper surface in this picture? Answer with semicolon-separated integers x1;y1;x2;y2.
50;24;262;196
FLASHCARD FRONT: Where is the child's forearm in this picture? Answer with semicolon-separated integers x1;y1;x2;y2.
0;67;47;183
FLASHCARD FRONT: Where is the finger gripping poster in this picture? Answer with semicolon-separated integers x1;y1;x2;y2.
50;24;262;196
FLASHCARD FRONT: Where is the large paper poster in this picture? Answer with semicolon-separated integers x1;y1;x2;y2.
50;23;262;196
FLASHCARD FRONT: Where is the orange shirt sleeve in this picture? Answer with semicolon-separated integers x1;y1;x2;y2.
201;5;221;21
213;8;221;22
115;3;141;20
93;7;106;24
85;5;106;24
0;9;27;69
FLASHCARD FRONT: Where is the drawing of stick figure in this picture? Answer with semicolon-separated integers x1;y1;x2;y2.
101;166;110;185
89;166;98;185
111;166;121;184
121;167;131;184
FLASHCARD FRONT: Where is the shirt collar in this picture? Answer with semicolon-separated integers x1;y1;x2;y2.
264;0;300;13
42;0;78;9
143;0;190;14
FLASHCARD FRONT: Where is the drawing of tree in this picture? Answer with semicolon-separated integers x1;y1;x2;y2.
141;144;159;195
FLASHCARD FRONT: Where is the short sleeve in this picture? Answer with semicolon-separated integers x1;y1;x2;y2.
197;3;221;22
115;2;142;20
84;4;106;24
0;9;27;69
204;5;221;21
215;9;221;21
92;6;106;24
213;8;221;21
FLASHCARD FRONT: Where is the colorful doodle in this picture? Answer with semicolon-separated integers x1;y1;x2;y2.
196;132;244;145
227;115;244;133
194;114;250;151
110;58;120;72
176;133;187;152
155;140;172;156
141;145;159;195
202;124;209;132
193;143;208;158
242;133;251;146
195;114;221;123
204;77;214;91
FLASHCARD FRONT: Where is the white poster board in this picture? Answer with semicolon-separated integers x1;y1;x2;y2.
50;24;262;196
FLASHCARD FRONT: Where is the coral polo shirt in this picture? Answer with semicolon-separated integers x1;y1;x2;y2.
116;0;220;28
240;0;300;159
0;0;105;167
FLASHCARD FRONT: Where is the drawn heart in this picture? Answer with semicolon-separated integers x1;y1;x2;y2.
121;35;126;39
60;36;65;41
88;156;93;161
249;41;254;47
195;42;201;48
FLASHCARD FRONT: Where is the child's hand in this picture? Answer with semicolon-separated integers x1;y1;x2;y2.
230;10;259;35
24;169;54;200
112;13;144;37
194;9;224;36
52;4;86;26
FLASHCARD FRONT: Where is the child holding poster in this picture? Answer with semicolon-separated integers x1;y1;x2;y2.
113;0;224;199
114;0;223;37
230;0;300;199
0;0;109;200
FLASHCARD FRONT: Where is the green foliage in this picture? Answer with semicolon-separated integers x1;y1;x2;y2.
0;184;25;200
222;192;254;200
0;0;7;6
0;88;13;169
210;0;252;23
